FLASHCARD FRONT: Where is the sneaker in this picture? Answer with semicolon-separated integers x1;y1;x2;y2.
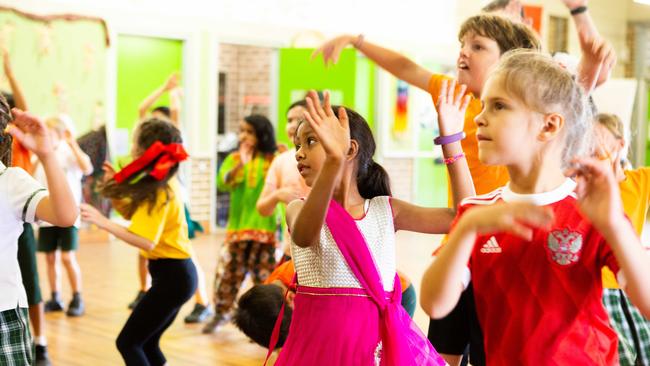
44;298;64;312
34;344;52;366
128;291;146;310
201;314;230;334
184;303;214;324
66;294;85;317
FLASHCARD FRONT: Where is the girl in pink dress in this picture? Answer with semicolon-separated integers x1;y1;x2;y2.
274;84;473;365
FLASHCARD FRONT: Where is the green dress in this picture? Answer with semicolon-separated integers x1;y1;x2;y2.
217;152;277;245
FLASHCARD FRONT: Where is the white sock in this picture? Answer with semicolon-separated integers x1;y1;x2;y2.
35;335;47;346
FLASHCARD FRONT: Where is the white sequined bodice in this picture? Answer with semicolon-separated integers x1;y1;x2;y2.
291;196;396;292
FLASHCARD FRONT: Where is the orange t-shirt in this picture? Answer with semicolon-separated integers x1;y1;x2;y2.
11;139;33;172
265;260;295;288
428;74;510;206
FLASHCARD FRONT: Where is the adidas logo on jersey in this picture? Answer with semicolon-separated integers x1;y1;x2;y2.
480;236;502;254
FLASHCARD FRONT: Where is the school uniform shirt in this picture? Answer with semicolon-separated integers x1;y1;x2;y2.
0;162;48;311
602;167;650;289
128;179;192;260
33;142;85;227
456;178;620;366
129;178;192;259
427;74;510;205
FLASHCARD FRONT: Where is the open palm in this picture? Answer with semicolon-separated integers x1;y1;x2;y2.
7;109;53;156
302;90;350;162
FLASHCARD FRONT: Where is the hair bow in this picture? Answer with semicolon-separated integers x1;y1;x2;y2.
114;141;188;184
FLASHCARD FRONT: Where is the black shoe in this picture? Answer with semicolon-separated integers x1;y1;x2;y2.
34;344;52;366
44;298;64;312
202;314;230;334
66;295;85;317
128;291;146;310
184;304;214;324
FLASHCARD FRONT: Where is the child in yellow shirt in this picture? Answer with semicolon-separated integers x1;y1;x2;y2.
80;118;196;366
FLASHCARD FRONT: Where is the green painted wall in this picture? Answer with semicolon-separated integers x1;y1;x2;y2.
116;35;182;153
276;48;375;145
0;10;107;135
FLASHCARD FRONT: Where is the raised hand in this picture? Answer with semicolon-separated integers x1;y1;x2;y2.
436;79;471;136
565;157;625;231
7;108;53;157
164;73;180;91
311;35;355;67
460;202;555;241
302;90;350;162
577;35;615;92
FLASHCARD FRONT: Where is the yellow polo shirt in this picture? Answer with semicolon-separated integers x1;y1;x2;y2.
128;180;192;260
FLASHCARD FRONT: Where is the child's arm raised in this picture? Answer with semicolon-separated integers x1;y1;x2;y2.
561;0;616;91
138;73;179;120
313;35;433;92
391;79;476;234
3;50;28;110
64;130;93;176
420;202;553;318
8;109;77;227
568;158;650;317
288;91;350;248
169;87;182;127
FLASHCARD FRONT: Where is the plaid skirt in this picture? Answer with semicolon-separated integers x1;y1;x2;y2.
603;289;650;366
0;307;32;366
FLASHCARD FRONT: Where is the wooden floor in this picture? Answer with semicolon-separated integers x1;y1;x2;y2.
39;229;443;365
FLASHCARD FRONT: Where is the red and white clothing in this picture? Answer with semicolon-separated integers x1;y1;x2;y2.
456;178;621;366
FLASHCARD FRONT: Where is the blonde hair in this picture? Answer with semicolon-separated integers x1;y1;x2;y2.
490;49;591;167
595;113;624;140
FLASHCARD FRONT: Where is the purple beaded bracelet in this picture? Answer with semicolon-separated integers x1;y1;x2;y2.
433;131;466;146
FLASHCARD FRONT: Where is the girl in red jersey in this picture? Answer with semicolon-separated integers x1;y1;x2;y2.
421;49;650;366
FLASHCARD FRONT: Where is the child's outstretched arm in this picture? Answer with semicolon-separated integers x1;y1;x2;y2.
568;158;650;317
8;109;77;226
420;202;554;318
313;35;433;91
79;203;155;251
3;50;28;110
561;0;616;91
391;79;476;234
138;73;179;120
287;91;350;248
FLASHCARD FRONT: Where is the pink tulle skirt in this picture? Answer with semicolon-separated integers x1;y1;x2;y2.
275;286;386;365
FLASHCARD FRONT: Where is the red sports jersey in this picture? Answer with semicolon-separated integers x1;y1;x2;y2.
455;179;620;366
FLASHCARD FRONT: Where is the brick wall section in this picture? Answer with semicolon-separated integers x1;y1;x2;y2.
218;44;273;134
382;158;413;202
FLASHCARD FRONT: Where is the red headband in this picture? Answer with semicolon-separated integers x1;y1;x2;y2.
114;141;188;184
